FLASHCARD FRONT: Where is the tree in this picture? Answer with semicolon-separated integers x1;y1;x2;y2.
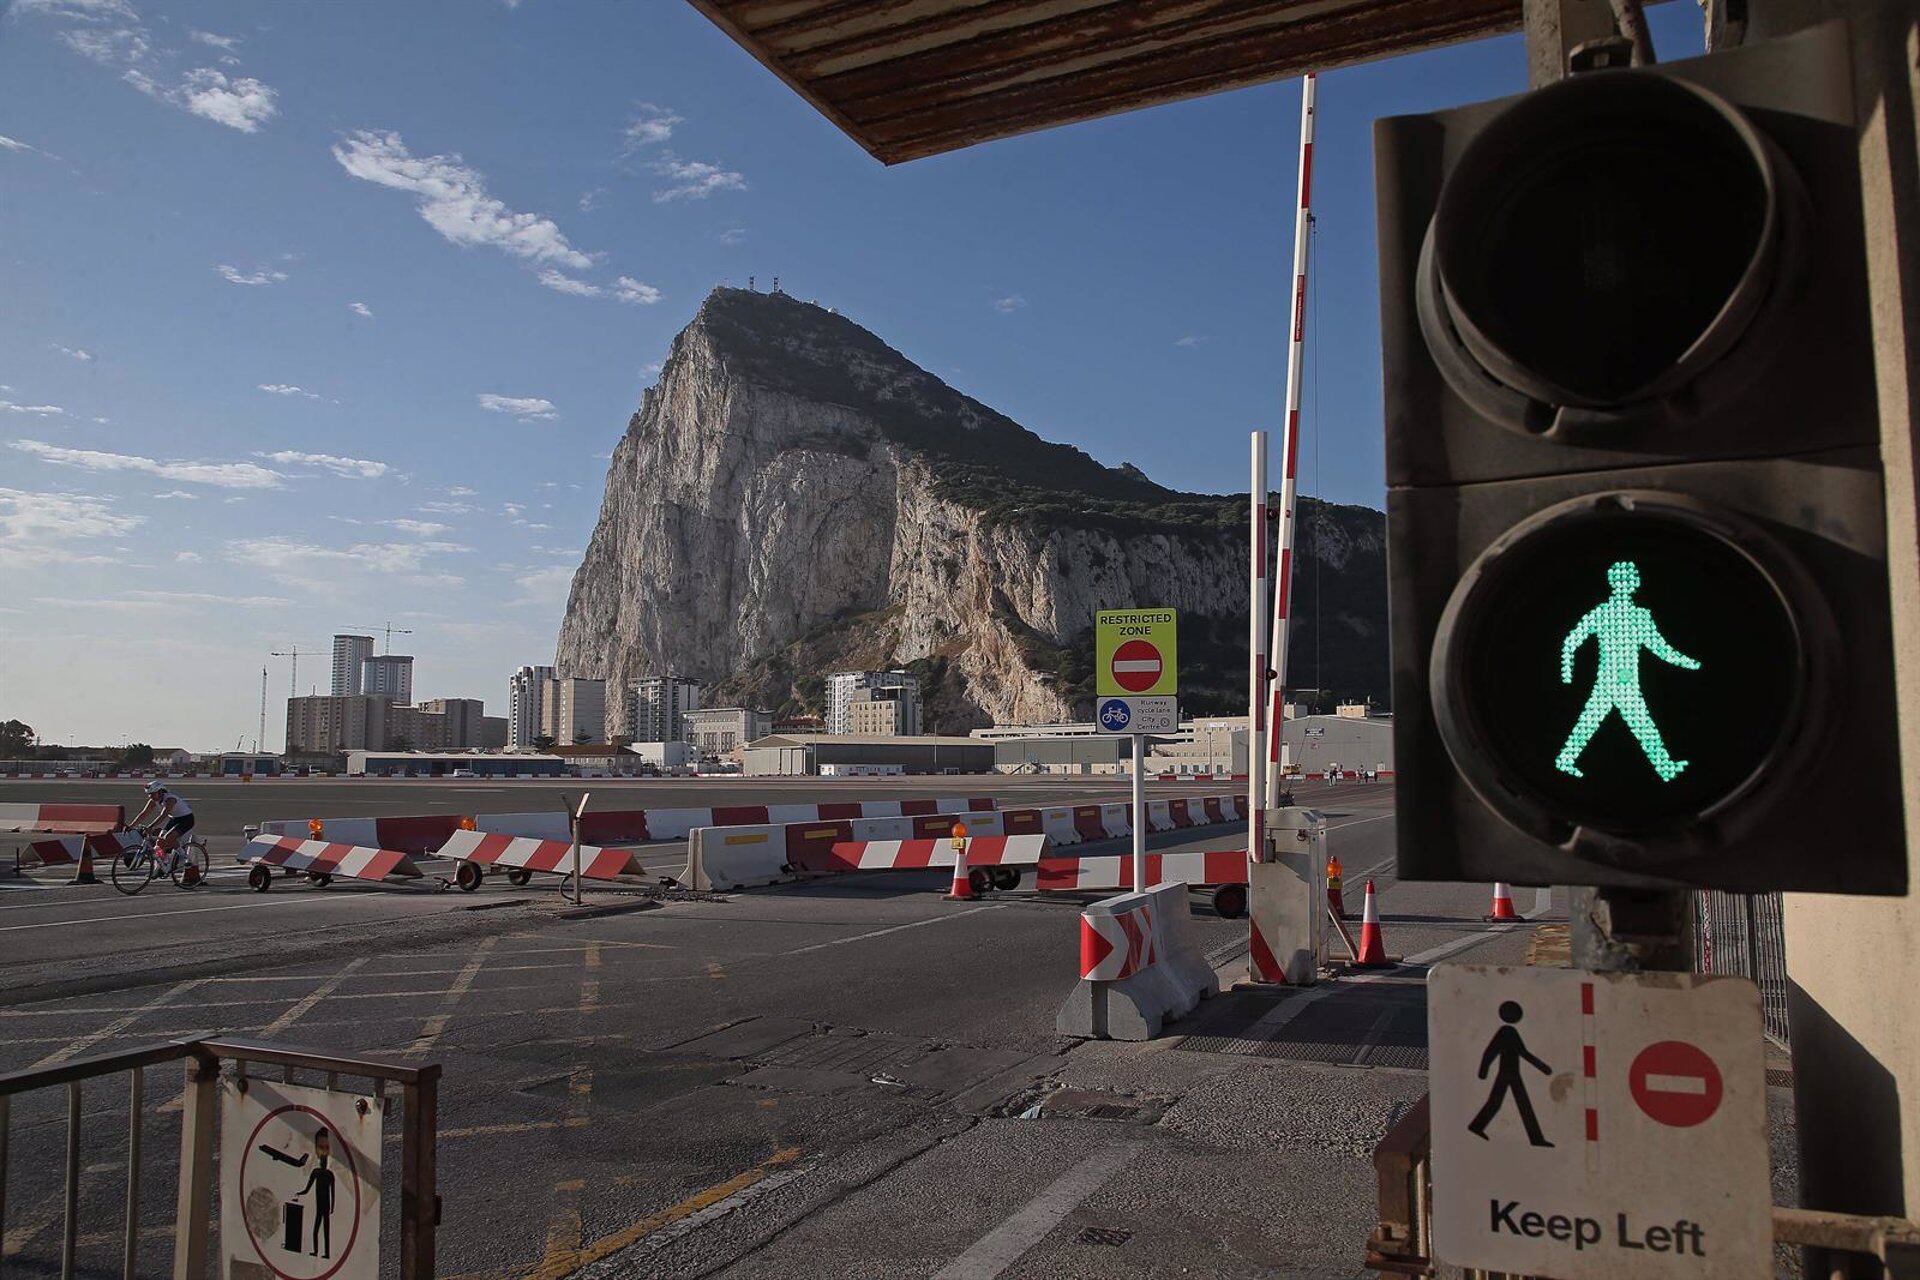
531;735;558;752
118;743;155;767
0;720;34;758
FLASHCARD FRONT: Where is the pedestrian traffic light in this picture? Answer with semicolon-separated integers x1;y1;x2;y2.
1378;23;1906;894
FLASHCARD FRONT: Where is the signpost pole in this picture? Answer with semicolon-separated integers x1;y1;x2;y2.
1130;732;1146;892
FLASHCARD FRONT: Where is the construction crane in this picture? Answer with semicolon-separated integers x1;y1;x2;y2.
268;644;313;699
346;623;415;654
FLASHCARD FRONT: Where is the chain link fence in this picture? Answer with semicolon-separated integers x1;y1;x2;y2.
1695;890;1791;1048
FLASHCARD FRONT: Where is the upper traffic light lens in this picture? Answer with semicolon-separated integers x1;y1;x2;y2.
1430;74;1783;410
1433;495;1806;841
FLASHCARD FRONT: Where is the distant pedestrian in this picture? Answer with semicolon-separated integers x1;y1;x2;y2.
1326;761;1340;788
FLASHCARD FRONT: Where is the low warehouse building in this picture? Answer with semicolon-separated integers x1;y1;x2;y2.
742;734;994;777
1277;714;1393;776
347;751;563;777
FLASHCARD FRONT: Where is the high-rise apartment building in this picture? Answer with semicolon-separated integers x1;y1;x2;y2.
826;671;919;734
508;665;554;750
630;676;703;743
416;697;488;748
360;655;414;703
548;678;607;744
331;635;374;696
286;695;391;755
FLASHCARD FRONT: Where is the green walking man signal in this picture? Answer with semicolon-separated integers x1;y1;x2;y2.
1554;561;1701;783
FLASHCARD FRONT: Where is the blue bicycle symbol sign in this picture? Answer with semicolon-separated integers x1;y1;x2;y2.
1099;699;1133;732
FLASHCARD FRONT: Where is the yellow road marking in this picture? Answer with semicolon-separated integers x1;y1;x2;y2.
519;1147;804;1280
29;978;205;1070
404;936;497;1058
263;956;370;1037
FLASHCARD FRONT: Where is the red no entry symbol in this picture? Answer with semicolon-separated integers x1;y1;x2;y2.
1629;1040;1724;1127
1111;639;1162;692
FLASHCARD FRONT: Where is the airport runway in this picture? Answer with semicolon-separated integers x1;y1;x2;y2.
0;779;1563;1279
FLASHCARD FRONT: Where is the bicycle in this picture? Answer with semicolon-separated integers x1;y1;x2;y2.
109;828;210;895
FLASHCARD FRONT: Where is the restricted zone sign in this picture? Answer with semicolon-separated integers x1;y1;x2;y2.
222;1078;383;1280
1428;965;1767;1280
1096;610;1178;697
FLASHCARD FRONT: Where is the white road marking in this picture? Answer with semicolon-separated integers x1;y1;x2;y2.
931;1143;1142;1279
1525;887;1554;919
1325;812;1396;833
261;957;370;1037
403;936;497;1057
0;894;423;932
783;905;1005;955
28;978;205;1069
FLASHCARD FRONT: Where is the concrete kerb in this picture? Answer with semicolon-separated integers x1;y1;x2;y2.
1057;882;1220;1040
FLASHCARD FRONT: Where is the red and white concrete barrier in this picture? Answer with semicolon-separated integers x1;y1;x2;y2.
1034;849;1247;892
241;836;423;887
1057;883;1220;1039
796;835;1051;876
256;814;468;854
0;803;124;835
18;831;138;870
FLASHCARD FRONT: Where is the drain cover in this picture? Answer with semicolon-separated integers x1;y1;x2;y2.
1079;1226;1133;1247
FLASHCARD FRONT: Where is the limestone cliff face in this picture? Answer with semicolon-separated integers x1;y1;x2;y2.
554;288;1386;733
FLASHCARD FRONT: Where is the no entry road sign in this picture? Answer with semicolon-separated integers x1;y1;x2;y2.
1428;965;1766;1280
1630;1041;1724;1128
1096;610;1178;698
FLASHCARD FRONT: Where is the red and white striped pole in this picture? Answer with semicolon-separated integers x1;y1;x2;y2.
1248;429;1269;866
1267;72;1318;809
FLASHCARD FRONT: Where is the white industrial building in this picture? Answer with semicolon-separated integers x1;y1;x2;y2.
825;671;919;734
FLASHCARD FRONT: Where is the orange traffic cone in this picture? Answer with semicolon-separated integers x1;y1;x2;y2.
1486;882;1518;921
70;835;101;886
945;823;976;901
1353;879;1392;967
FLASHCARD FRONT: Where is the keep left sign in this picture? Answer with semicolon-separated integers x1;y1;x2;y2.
1429;965;1769;1279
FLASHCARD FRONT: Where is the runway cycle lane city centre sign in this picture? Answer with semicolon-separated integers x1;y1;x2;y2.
221;1078;383;1280
1095;609;1178;734
1429;965;1768;1280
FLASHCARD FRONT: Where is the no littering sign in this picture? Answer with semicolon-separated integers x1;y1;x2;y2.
1428;965;1768;1280
221;1078;383;1280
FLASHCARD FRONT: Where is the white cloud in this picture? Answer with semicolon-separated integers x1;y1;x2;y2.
386;519;449;537
478;393;557;422
332;130;595;271
188;29;238;50
0;134;38;154
418;500;473;515
261;450;388;479
53;344;93;361
224;536;470;587
216;263;288;286
50;588;297;611
1174;335;1208;348
447;485;476;497
178;69;276;132
12;440;284;489
577;187;604;213
641;361;662;376
511;565;573;605
537;269;600;297
175;549;202;562
623;103;681;150
718;226;746;246
154;490;197;500
348;301;374;317
23;1;278;133
0;486;143;568
651;153;746;203
993;295;1027;313
1;400;66;416
614;276;662;305
257;383;320;399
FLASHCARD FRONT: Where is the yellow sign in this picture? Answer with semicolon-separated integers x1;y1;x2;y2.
1096;608;1178;697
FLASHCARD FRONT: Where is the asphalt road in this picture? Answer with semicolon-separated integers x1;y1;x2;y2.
0;779;1597;1280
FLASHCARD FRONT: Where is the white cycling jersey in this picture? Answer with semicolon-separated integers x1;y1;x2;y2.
157;793;193;819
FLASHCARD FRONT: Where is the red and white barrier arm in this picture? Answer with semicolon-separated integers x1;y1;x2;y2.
436;829;640;881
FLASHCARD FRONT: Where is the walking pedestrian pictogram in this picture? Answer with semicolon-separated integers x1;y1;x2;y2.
1468;1000;1554;1147
1554;560;1701;782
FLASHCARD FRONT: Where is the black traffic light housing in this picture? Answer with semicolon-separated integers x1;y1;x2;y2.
1379;22;1906;895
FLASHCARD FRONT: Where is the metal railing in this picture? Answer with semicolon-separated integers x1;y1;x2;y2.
1696;889;1792;1047
1367;1094;1920;1278
0;1034;440;1280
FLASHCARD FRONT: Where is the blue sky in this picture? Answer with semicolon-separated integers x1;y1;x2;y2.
0;0;1706;751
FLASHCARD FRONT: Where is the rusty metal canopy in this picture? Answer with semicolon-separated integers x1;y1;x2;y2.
686;0;1523;163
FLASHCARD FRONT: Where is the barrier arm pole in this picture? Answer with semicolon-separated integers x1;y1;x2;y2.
1266;71;1318;809
1131;733;1146;891
1249;430;1269;866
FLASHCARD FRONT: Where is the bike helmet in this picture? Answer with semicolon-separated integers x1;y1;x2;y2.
144;780;167;794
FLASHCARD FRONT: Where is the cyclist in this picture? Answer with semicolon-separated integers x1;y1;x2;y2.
127;781;195;874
